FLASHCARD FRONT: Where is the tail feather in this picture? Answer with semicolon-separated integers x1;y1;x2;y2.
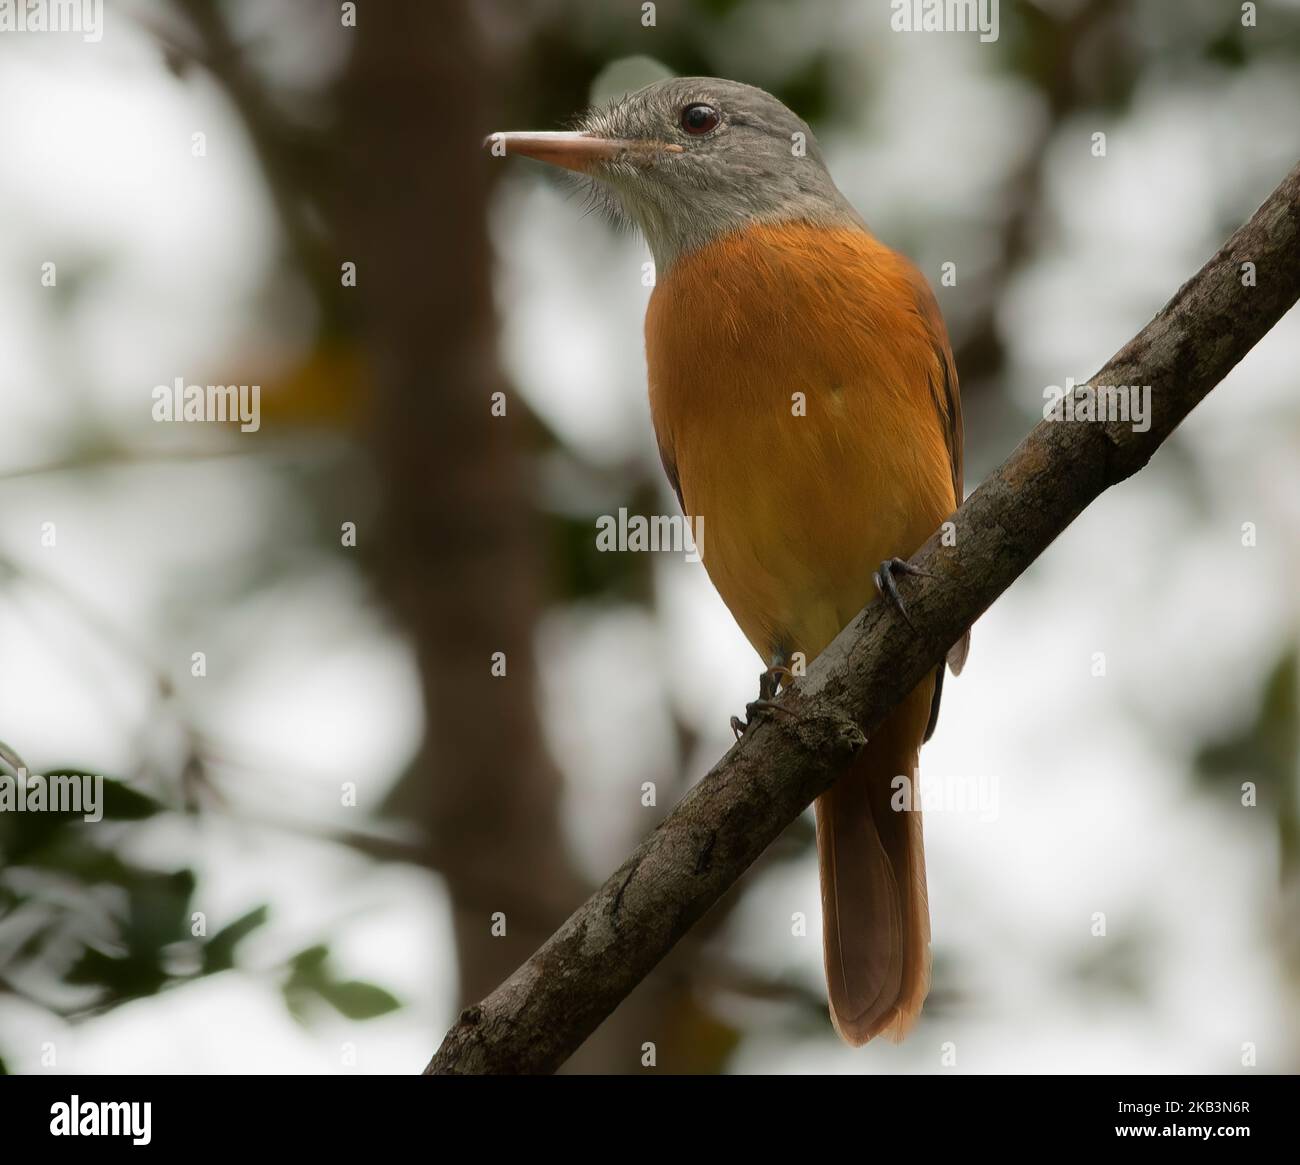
815;681;932;1044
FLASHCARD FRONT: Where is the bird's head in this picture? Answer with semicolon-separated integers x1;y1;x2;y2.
488;77;860;271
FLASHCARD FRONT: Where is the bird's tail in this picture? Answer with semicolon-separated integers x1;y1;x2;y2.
814;679;933;1045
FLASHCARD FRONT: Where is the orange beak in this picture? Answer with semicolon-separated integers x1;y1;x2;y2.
484;131;682;173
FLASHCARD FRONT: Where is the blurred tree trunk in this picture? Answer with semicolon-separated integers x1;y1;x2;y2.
176;0;724;1071
333;2;587;1023
332;1;728;1074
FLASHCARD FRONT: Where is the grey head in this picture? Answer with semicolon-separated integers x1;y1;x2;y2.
490;77;863;272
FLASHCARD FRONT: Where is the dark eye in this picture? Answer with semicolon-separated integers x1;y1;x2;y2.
680;103;720;135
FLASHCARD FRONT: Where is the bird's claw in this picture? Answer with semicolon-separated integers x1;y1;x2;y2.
732;658;799;739
731;698;800;740
762;664;794;698
873;557;931;630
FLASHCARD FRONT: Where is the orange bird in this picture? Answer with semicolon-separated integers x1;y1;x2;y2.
492;77;968;1044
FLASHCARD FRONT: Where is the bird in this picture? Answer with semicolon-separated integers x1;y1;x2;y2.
489;77;968;1045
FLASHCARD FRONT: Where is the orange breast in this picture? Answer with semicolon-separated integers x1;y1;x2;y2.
646;221;957;664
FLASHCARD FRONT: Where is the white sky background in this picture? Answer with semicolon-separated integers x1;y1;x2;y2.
0;2;1298;1073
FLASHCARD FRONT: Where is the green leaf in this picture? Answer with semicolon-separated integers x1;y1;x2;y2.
0;774;162;867
316;979;401;1020
65;945;168;1002
281;982;315;1027
1196;649;1298;795
97;778;165;821
279;945;400;1022
201;905;270;973
286;944;331;984
123;869;196;956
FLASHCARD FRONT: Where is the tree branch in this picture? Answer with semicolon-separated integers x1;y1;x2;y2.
426;161;1300;1075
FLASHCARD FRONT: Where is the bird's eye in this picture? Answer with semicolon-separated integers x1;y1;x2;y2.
680;103;720;135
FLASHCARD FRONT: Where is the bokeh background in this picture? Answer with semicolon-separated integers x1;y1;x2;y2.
1;0;1298;1074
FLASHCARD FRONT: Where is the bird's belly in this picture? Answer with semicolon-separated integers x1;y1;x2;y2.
645;225;956;665
677;401;934;662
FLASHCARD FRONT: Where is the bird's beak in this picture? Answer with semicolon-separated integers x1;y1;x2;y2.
484;131;682;174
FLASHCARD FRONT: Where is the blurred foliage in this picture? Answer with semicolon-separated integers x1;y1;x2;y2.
544;479;665;604
0;770;399;1067
1196;647;1300;875
0;775;232;1013
281;944;400;1024
1069;929;1155;1002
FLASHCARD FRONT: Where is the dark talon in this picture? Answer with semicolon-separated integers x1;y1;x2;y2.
764;664;793;694
732;652;799;738
732;698;800;740
873;557;931;629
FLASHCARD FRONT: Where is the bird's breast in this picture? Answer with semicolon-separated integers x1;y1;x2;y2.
644;221;956;661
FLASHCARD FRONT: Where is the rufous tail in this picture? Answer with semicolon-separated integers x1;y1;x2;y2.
814;680;933;1045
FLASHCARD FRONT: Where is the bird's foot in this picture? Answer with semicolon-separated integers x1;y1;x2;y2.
730;698;800;741
763;664;793;694
873;557;933;630
730;656;800;739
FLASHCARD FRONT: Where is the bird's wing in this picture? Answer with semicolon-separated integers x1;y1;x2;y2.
658;441;685;514
931;325;970;676
908;269;970;735
908;267;963;510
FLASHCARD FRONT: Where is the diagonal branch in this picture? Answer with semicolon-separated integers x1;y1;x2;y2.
426;160;1300;1075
